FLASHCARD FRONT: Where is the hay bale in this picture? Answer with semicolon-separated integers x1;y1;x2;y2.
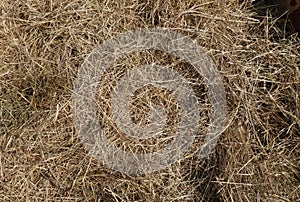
280;0;300;33
0;0;299;201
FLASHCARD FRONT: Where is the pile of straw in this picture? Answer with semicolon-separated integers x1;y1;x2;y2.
0;0;299;201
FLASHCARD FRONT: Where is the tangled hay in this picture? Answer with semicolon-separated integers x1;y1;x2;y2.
0;0;299;201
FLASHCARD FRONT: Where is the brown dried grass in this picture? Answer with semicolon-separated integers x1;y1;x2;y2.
0;0;299;201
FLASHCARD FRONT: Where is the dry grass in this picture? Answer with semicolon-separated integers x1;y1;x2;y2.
0;0;299;201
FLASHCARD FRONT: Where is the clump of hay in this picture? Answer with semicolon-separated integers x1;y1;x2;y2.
0;0;299;201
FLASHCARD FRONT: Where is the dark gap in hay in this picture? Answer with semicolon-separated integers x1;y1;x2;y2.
251;0;297;39
290;0;298;6
188;157;224;202
137;0;161;26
